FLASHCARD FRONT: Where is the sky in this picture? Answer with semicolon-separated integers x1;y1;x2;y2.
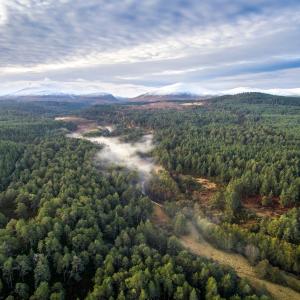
0;0;300;97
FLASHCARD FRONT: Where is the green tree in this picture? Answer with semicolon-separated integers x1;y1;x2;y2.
31;282;49;300
3;257;14;287
34;255;50;287
16;255;31;280
205;277;220;300
225;181;242;221
174;213;187;235
15;202;29;219
189;288;198;300
15;283;29;300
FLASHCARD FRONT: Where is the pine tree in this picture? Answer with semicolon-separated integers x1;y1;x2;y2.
189;288;198;300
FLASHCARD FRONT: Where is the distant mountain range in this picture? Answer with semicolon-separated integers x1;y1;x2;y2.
1;94;122;104
1;82;300;103
0;81;122;104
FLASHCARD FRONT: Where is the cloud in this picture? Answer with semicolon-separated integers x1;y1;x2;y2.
0;0;300;93
0;1;8;25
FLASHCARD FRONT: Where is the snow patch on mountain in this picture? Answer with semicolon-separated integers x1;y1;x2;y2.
0;80;115;97
147;83;300;97
0;80;300;98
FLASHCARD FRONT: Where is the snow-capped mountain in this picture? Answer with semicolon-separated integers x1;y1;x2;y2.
131;83;214;102
1;81;114;97
1;80;300;102
140;83;300;98
7;86;113;98
0;80;121;104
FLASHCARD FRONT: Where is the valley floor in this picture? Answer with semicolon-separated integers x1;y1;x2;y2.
60;115;300;299
152;202;300;300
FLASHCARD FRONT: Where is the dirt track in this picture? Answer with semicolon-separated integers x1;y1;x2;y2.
151;202;300;300
181;223;300;300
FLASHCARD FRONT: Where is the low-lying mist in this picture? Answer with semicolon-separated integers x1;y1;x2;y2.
69;131;156;183
90;134;155;176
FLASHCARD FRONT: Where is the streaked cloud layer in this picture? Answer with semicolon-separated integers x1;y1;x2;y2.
1;0;300;96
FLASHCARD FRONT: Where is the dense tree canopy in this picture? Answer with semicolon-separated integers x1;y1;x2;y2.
0;99;269;299
3;93;300;298
80;94;300;280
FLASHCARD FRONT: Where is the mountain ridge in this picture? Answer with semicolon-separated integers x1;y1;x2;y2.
1;82;300;104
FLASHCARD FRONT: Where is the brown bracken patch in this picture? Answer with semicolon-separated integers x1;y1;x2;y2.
243;196;289;217
128;101;207;111
129;101;184;110
55;116;99;133
192;177;218;204
196;177;217;190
